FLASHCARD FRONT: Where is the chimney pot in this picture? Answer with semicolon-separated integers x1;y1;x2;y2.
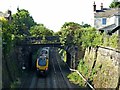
101;3;103;10
93;1;96;12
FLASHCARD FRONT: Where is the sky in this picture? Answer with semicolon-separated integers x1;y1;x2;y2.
0;0;113;32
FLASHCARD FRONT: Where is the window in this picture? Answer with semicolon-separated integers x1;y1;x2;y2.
38;57;46;66
102;18;106;25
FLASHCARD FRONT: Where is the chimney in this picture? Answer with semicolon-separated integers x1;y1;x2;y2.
93;1;96;11
7;10;12;24
101;3;103;10
17;6;20;12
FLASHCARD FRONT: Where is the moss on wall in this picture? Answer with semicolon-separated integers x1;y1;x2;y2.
2;47;22;88
84;47;119;88
93;47;119;88
83;47;97;71
68;47;120;88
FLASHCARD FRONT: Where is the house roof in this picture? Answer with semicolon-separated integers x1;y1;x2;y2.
111;25;120;33
0;11;9;18
0;12;4;17
94;8;120;18
99;24;116;32
99;24;120;34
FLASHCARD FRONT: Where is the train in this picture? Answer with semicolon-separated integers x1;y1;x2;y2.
36;47;50;76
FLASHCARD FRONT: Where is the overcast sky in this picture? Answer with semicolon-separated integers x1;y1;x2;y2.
0;0;113;32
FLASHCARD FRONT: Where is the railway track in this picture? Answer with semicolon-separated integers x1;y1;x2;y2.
51;48;70;89
21;47;78;89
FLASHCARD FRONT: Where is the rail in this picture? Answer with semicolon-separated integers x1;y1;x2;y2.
56;50;72;88
52;49;71;88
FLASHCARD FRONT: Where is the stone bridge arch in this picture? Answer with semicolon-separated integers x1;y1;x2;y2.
18;43;74;70
17;35;78;70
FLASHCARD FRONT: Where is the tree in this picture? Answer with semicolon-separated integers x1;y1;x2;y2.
61;22;81;30
1;16;13;53
109;1;120;8
30;24;54;37
81;27;97;48
59;22;81;45
81;23;91;28
11;9;36;36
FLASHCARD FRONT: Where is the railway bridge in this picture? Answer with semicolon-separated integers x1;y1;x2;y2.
17;36;78;70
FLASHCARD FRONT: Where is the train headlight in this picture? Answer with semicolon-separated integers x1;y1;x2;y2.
45;67;48;71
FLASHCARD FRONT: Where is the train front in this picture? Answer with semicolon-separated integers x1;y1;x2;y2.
36;55;49;76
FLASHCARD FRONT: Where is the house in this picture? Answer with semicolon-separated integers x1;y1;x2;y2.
0;10;12;23
93;2;120;35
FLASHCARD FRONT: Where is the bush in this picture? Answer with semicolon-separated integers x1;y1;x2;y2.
68;59;97;87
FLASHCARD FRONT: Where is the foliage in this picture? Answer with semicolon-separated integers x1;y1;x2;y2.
2;9;36;88
59;22;119;88
61;22;81;29
57;22;82;46
30;24;54;37
11;9;36;36
67;59;96;87
58;22;99;48
101;33;118;48
67;72;86;86
65;25;118;87
58;23;101;48
2;7;119;87
2;19;13;53
80;27;96;49
109;34;118;48
2;9;36;51
77;60;89;77
58;22;118;49
2;8;57;88
92;32;103;46
81;23;91;28
109;1;120;8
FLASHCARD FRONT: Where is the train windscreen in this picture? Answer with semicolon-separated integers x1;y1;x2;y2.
38;57;47;66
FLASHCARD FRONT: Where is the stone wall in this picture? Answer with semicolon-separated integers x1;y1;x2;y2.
2;46;32;88
83;46;120;88
2;47;22;88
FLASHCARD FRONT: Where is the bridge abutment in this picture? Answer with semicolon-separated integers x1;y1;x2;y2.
66;52;72;68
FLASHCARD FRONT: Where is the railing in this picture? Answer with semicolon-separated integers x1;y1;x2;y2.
69;68;95;90
58;47;95;90
59;52;95;89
